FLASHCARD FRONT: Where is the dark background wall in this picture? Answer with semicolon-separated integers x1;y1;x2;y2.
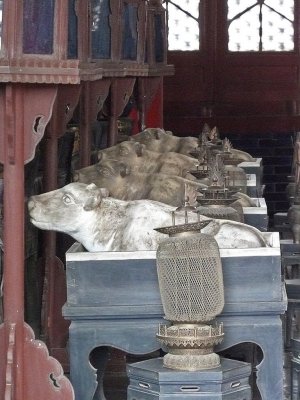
220;132;294;225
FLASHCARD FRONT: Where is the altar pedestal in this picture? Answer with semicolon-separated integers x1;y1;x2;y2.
243;198;268;231
246;174;258;197
127;357;252;400
63;232;286;400
239;158;263;196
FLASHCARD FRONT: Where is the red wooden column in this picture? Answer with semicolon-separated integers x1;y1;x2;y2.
0;84;74;400
41;85;81;367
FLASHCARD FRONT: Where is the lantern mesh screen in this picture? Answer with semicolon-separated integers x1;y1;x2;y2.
197;205;242;222
156;234;224;323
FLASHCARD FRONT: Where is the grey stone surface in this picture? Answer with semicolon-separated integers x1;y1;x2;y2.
63;233;286;400
127;357;252;399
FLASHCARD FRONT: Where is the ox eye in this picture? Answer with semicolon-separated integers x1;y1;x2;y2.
62;194;75;205
119;147;128;156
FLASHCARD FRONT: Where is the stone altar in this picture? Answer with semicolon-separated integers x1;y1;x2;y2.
63;232;286;400
127;357;252;399
246;174;258;197
243;197;268;231
238;158;263;195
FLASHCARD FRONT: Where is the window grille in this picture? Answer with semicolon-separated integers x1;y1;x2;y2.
164;0;200;51
0;1;3;50
227;0;294;51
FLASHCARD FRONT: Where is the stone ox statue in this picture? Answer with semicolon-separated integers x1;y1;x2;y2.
28;183;269;252
95;140;200;181
131;128;199;156
74;158;256;209
73;158;207;207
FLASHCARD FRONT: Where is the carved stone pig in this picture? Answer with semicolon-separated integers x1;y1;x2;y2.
131;128;199;156
95;141;201;181
74;159;207;207
28;183;269;252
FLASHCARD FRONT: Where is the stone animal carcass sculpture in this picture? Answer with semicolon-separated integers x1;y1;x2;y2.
73;159;206;207
28;183;269;252
132;128;199;156
74;158;257;210
220;137;256;162
95;141;200;181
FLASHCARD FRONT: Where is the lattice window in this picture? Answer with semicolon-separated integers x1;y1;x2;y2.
164;0;200;51
228;0;295;51
0;1;3;50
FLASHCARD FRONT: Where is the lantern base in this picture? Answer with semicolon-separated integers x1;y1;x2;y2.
163;350;221;371
157;322;224;371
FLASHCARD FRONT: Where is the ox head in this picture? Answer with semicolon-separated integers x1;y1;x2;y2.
131;128;163;143
96;159;131;179
98;141;145;161
73;159;131;187
73;164;100;184
28;183;109;234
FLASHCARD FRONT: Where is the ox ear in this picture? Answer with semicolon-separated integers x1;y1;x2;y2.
134;142;144;157
119;163;131;178
152;129;161;140
165;130;173;136
99;187;109;198
83;183;103;211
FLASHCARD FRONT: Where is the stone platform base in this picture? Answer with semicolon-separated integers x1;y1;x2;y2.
127;357;252;399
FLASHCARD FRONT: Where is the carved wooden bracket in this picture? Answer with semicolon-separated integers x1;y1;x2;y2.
108;77;136;146
46;85;82;140
79;79;111;167
0;85;58;165
0;323;74;399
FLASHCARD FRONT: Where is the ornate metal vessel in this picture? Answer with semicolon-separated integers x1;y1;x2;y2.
154;196;225;371
156;233;225;371
196;154;244;222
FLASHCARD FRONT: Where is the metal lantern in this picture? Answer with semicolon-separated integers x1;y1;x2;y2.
195;153;245;222
156;234;225;371
225;165;248;194
189;146;210;180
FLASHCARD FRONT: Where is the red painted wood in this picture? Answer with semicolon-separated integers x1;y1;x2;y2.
109;78;136;146
164;0;300;135
79;79;111;167
0;86;57;164
145;78;163;128
0;84;74;400
40;86;81;362
138;77;162;129
23;323;74;399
